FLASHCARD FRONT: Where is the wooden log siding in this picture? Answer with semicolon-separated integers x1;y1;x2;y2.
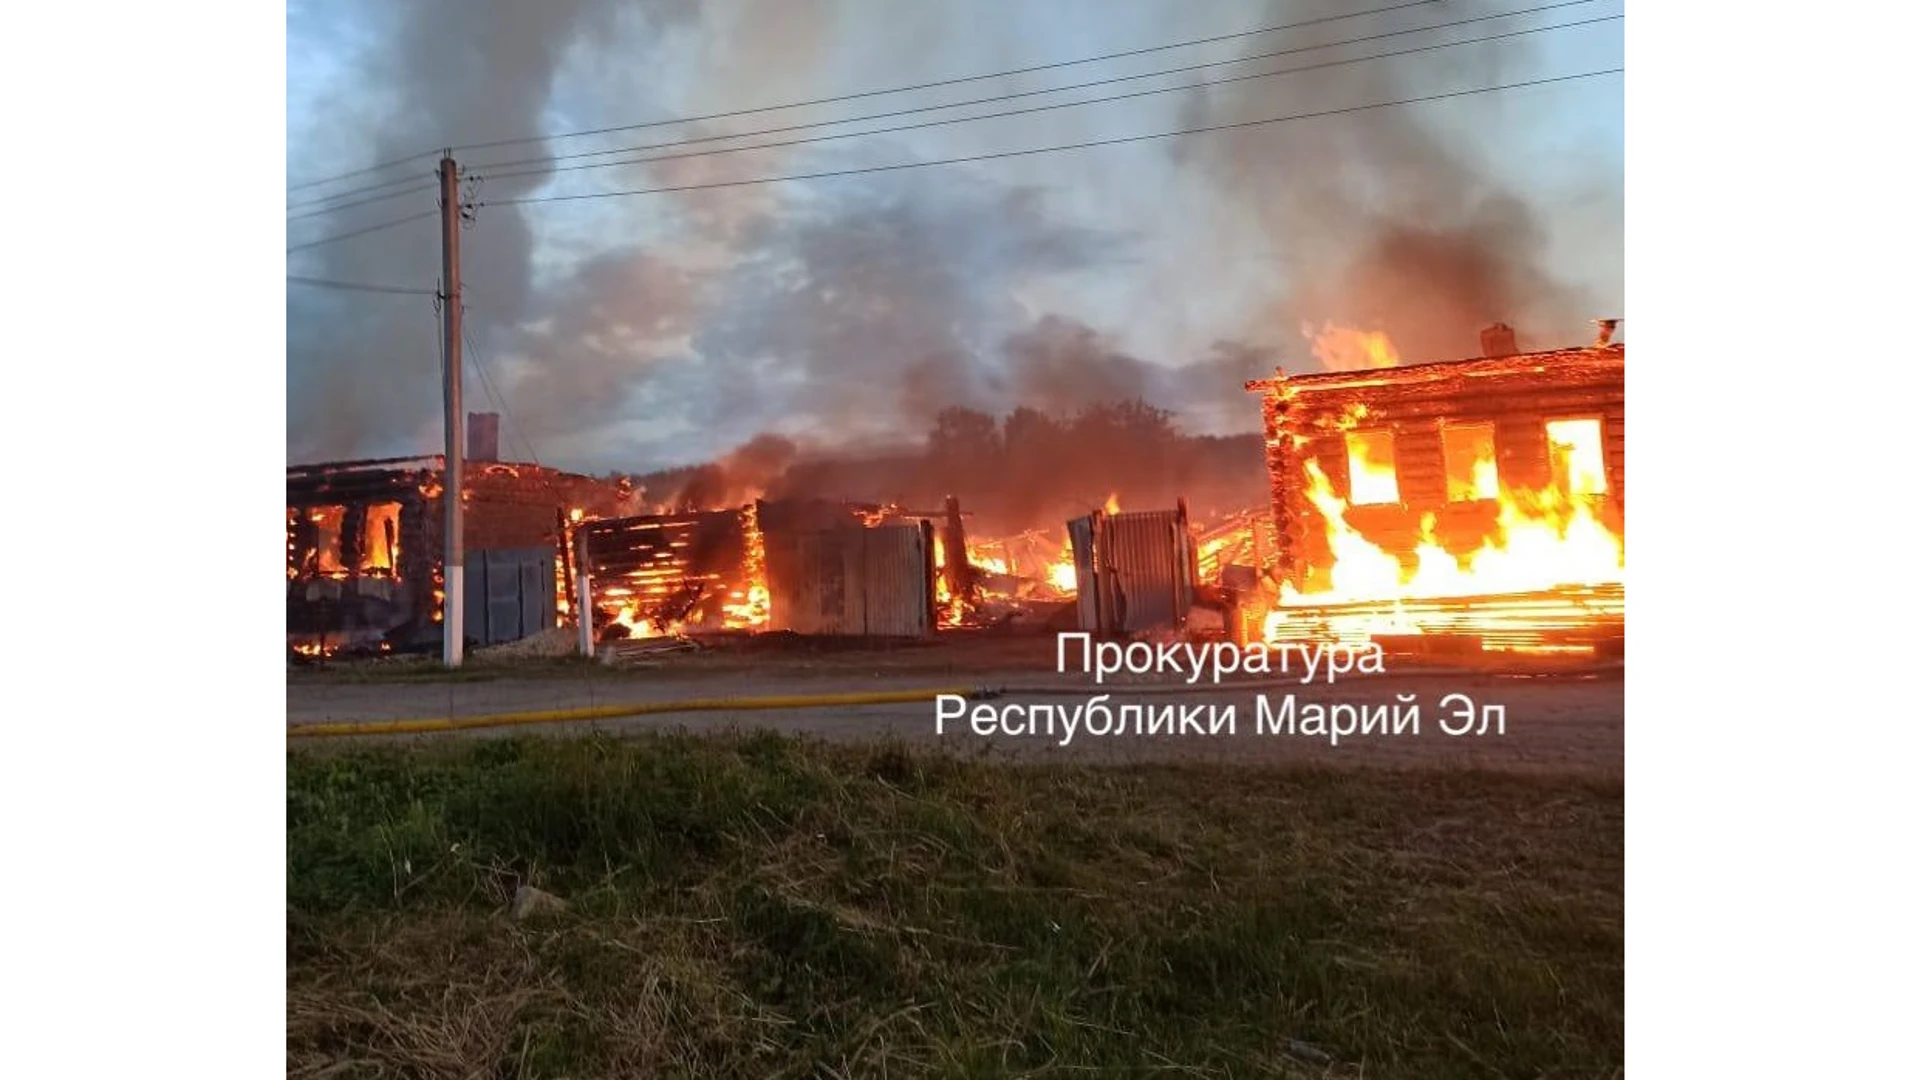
1246;344;1625;591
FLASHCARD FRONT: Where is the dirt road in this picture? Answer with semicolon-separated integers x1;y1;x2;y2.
287;639;1622;773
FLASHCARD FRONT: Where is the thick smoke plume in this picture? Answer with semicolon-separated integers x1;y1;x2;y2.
289;0;1621;522
1173;0;1613;365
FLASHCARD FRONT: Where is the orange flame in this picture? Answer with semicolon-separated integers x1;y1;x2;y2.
358;503;401;573
1264;448;1624;647
596;504;770;641
1305;322;1401;372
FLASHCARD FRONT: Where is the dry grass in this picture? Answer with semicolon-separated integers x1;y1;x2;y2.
288;733;1622;1078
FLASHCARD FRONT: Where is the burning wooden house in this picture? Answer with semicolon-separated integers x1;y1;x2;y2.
286;414;642;655
1243;323;1625;654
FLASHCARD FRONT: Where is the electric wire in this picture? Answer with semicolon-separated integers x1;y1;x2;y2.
286;274;436;296
288;178;437;219
461;314;542;467
474;1;1604;182
287;208;438;253
289;0;1605;215
447;0;1448;158
284;0;1454;193
479;68;1622;211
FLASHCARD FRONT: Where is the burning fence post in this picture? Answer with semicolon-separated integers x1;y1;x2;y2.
556;508;576;623
574;527;594;657
942;495;978;616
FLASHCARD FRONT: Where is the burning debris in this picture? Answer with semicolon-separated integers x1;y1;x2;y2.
289;328;1624;664
568;495;1088;647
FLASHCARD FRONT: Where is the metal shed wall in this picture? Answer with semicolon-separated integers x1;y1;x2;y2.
1068;507;1197;635
764;523;935;637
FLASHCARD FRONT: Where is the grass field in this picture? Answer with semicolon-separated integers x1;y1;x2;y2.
287;733;1623;1078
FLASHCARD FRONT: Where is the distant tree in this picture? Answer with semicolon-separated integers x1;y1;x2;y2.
926;407;1003;502
1002;407;1066;468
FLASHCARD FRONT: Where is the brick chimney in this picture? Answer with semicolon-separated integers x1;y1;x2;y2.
467;412;500;463
1480;323;1518;358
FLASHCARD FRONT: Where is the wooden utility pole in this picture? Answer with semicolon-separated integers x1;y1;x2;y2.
438;154;466;667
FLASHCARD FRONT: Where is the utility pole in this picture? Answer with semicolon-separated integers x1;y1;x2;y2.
438;154;465;667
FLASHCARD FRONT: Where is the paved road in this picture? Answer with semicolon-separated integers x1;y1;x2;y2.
288;664;1623;774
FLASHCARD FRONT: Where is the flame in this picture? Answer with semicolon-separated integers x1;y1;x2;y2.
307;507;345;574
1441;423;1500;502
593;503;769;642
1344;430;1400;506
1048;560;1078;591
1047;535;1077;592
358;502;401;573
1306;322;1401;372
1264;451;1624;648
932;533;970;626
1103;493;1122;516
930;527;1085;628
1547;419;1608;495
722;502;771;627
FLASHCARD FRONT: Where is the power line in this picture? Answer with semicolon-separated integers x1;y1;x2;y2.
288;178;437;219
287;209;439;253
481;68;1622;211
288;0;1578;229
289;149;440;196
464;328;541;467
459;0;1451;156
475;8;1615;187
286;274;436;296
459;296;541;466
476;1;1601;179
286;0;1443;194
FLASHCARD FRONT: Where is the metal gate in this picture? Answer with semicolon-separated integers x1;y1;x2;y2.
461;546;557;646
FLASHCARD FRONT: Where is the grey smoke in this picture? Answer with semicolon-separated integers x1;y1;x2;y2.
287;0;696;462
288;0;1621;471
1170;0;1618;364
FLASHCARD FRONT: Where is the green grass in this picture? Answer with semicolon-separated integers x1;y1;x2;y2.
288;733;1622;1078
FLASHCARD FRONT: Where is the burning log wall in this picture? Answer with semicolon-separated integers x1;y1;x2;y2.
576;507;758;638
1244;337;1626;653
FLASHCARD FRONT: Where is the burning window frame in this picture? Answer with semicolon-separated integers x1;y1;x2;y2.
1342;429;1402;507
1545;416;1610;497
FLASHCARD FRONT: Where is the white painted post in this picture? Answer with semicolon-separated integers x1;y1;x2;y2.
575;529;594;657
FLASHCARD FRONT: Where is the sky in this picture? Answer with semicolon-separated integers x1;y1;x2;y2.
286;0;1624;475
